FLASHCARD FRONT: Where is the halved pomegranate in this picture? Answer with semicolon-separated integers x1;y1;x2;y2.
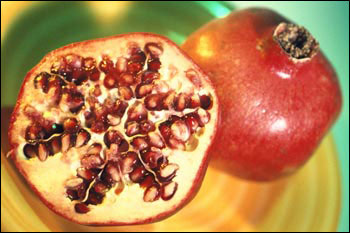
7;33;219;225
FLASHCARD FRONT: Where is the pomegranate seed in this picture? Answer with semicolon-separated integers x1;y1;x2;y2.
197;108;210;126
175;93;189;111
66;54;83;69
106;162;121;182
76;182;89;200
119;100;130;117
127;101;148;122
23;144;37;159
104;74;118;89
148;132;165;149
99;56;115;73
200;95;212;110
142;71;160;84
64;54;86;85
118;73;134;86
51;57;72;80
119;140;129;152
129;166;147;183
140;175;156;189
144;94;163;111
159;123;171;141
139;120;155;134
47;75;64;89
171;120;190;142
115;182;125;195
61;134;73;152
76;129;90;147
105;144;120;161
130;50;146;64
106;114;120;126
161;182;178;201
70;94;85;113
118;86;134;100
142;151;163;169
90;85;102;97
50;136;62;154
66;189;79;201
189;94;201;108
125;121;140;137
65;178;84;189
38;143;49;161
132;137;149;151
75;203;90;214
25;124;46;141
83;57;96;71
77;168;98;181
143;185;160;202
159;163;179;180
71;69;87;85
127;62;143;74
89;68;100;81
81;154;104;169
168;138;185;150
63;118;79;133
86;190;104;205
148;58;161;71
115;57;127;73
184;115;199;133
162;92;176;110
121;152;138;174
90;121;108;133
135;83;153;98
94;181;109;194
104;130;122;148
46;79;63;105
87;143;102;155
84;111;95;128
144;42;163;58
34;72;50;93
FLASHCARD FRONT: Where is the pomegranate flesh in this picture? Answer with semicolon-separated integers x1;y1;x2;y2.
8;33;219;225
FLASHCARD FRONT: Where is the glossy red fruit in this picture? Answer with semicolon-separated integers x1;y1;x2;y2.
8;33;219;225
182;8;342;181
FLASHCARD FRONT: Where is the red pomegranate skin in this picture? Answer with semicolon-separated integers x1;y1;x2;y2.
182;8;342;181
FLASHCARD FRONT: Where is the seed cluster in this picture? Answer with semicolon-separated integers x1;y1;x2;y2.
24;42;213;213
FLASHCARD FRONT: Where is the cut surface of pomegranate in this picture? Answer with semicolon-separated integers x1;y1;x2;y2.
8;33;218;225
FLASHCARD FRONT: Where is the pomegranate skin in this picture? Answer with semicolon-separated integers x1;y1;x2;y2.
182;8;342;181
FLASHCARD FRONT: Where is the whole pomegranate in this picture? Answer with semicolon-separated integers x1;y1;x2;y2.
7;33;219;225
182;8;342;181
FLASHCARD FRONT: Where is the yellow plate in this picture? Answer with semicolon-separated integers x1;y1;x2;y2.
1;107;341;231
1;1;342;231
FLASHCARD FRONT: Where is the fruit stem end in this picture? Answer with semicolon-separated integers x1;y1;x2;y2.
273;22;319;60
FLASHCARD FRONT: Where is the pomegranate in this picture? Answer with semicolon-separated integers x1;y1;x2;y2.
182;8;342;181
7;33;219;225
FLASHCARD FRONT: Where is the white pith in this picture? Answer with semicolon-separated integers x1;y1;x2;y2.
9;34;218;224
